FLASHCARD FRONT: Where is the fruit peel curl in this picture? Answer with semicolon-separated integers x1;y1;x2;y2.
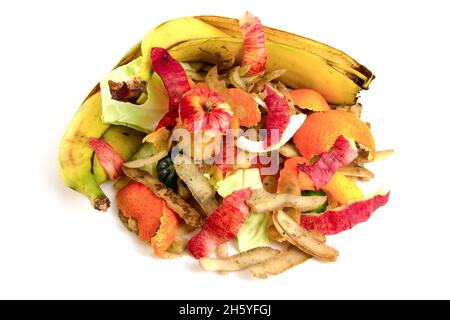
300;192;390;235
188;188;252;259
263;85;291;148
239;11;267;75
116;182;164;242
151;203;180;256
151;48;191;129
88;138;124;180
298;135;358;190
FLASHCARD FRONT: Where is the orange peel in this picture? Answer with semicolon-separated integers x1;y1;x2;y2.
116;182;164;242
151;203;180;256
293;109;375;160
290;89;330;112
227;88;261;127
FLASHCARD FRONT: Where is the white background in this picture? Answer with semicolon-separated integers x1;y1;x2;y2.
1;0;449;299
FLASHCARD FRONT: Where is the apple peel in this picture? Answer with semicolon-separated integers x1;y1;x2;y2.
239;11;267;75
151;47;191;128
263;85;291;147
88;137;124;180
155;109;179;130
298;135;358;190
300;192;391;235
188;189;252;259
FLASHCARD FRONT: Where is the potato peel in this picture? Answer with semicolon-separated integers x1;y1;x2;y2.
247;188;327;214
356;149;395;164
199;247;280;272
156;251;186;259
215;243;229;259
215;243;229;275
279;143;300;158
250;246;311;279
307;230;327;243
268;221;326;244
273;210;338;262
174;154;220;215
338;165;375;179
334;103;362;118
123;149;168;169
167;235;188;254
268;225;285;243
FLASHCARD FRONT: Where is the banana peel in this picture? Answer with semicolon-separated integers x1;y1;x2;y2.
168;37;362;105
59;15;374;211
196;15;374;89
140;17;229;80
58;91;111;210
58;42;142;211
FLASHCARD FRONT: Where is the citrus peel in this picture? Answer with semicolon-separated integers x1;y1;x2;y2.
151;203;180;256
293;109;375;160
290;89;330;112
116;182;164;242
